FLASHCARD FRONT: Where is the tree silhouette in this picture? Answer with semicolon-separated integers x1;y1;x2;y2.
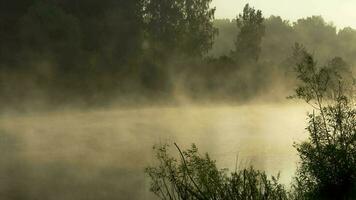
143;0;217;58
232;4;265;64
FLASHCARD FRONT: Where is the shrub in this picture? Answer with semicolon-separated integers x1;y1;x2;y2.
145;143;288;200
290;44;356;200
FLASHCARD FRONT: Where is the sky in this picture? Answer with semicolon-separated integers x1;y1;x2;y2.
212;0;356;29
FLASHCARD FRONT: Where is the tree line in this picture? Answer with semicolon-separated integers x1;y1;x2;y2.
0;1;355;109
0;0;217;108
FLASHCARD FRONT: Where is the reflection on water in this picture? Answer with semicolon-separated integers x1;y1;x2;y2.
0;104;307;199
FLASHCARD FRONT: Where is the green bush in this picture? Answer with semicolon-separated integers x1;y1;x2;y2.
290;44;356;200
145;143;288;200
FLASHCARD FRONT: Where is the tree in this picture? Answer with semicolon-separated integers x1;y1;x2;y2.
19;1;81;67
54;0;144;67
232;4;265;64
142;0;217;58
181;0;217;57
293;16;338;63
290;44;356;200
260;16;295;63
337;27;356;65
209;19;237;57
0;0;36;65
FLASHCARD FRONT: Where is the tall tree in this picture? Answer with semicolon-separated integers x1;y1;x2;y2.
337;27;356;65
142;0;217;58
232;4;265;64
293;16;337;63
54;0;144;67
260;16;294;63
182;0;217;57
19;1;81;67
0;0;36;65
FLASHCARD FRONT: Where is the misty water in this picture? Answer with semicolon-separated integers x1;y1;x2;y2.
0;104;307;200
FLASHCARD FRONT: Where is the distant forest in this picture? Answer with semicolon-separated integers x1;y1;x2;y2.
1;0;355;109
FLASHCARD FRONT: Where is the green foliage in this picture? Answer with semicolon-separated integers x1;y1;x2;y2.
260;16;295;63
143;0;217;57
2;2;356;108
145;143;288;200
209;19;237;57
212;14;356;69
232;4;265;64
290;45;356;199
0;0;146;107
19;1;81;65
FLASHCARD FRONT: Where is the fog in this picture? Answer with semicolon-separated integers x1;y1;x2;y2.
1;1;355;199
0;103;307;199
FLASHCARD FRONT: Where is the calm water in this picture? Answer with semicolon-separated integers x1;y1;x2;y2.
0;104;307;199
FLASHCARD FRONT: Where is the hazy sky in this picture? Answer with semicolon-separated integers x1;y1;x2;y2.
212;0;356;29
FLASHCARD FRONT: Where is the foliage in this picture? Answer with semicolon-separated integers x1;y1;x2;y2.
145;143;288;200
2;2;356;108
142;0;217;57
209;19;237;57
290;45;356;199
19;1;81;66
232;4;265;64
260;16;295;63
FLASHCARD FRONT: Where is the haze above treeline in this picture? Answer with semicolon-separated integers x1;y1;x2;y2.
1;0;355;110
212;0;356;29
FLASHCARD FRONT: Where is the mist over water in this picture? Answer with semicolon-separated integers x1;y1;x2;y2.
0;104;307;200
0;0;355;199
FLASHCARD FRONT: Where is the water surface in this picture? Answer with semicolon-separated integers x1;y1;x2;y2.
0;104;307;199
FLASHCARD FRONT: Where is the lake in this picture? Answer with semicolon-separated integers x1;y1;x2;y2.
0;104;308;199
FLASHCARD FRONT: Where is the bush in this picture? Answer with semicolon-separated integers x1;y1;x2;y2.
145;143;288;200
290;44;356;200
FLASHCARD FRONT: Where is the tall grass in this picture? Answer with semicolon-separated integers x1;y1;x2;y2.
145;143;288;200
